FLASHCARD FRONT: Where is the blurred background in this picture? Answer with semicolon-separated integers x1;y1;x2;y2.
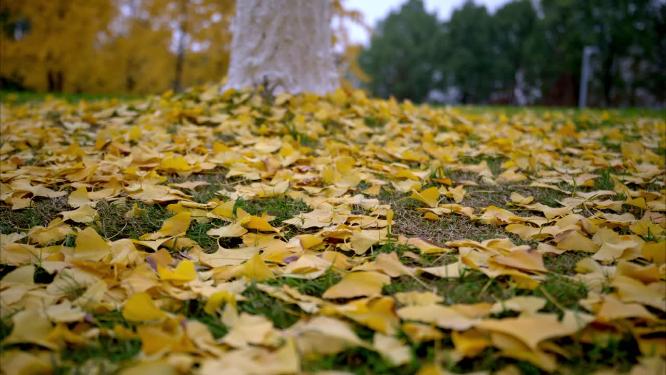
1;0;664;107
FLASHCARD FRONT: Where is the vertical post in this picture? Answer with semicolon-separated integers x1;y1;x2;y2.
578;46;598;108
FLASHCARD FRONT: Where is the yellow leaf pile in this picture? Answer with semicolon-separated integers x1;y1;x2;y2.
0;86;664;373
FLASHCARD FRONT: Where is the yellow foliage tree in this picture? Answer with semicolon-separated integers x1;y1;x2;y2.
0;0;363;94
1;0;116;92
1;0;233;94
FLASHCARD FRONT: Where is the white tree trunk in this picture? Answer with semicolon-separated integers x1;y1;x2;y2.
225;0;339;95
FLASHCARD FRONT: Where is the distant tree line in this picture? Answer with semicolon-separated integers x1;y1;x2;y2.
359;0;665;107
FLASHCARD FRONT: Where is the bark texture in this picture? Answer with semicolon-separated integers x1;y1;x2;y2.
225;0;338;94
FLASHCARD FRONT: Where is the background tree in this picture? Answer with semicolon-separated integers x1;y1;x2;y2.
0;0;232;94
445;1;495;104
359;0;440;102
359;0;664;107
0;0;115;92
491;0;540;104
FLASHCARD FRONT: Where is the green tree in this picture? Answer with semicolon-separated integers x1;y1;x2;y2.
359;0;440;102
491;0;540;103
444;1;495;103
537;0;663;106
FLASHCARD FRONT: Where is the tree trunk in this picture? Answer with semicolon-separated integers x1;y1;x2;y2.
601;49;615;107
225;0;338;95
173;0;188;93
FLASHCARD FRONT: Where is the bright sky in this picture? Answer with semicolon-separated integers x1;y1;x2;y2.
347;0;510;45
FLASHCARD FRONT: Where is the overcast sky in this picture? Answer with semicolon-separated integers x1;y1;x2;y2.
347;0;510;45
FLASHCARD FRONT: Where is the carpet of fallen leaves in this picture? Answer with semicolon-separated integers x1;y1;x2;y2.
0;86;665;375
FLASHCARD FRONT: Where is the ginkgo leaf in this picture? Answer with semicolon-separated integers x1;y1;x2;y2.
209;200;235;219
68;186;92;208
122;292;167;322
476;312;590;349
3;308;56;349
141;211;192;240
158;259;197;282
240;253;274;281
395;291;443;306
0;351;53;375
60;204;98;223
322;271;390;299
401;322;444;343
452;329;491;357
491;250;547;273
74;227;111;262
4;81;665;372
160;155;191;171
596;295;656;321
117;361;178;375
222;313;279;348
327;297;400;334
348;229;386;255
207;222;248;237
204;290;236;315
46;300;86;322
555;230;599;252
28;219;73;246
490;296;546;315
237;209;279;232
397;304;476;330
510;192;534;205
410;187;440;208
373;333;411;366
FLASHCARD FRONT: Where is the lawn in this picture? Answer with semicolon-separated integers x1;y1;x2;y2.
0;86;664;374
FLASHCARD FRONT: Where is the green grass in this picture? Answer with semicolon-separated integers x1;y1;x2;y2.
268;269;342;297
0;90;141;104
60;337;141;365
543;252;590;275
595;168;616;190
168;171;230;204
0;197;69;235
529;274;588;314
458;105;666;120
181;300;229;339
238;284;303;329
384;269;517;305
186;220;221;253
556;334;640;375
459;155;506;176
234;196;310;225
0;317;12;342
94;200;172;239
303;346;422;374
